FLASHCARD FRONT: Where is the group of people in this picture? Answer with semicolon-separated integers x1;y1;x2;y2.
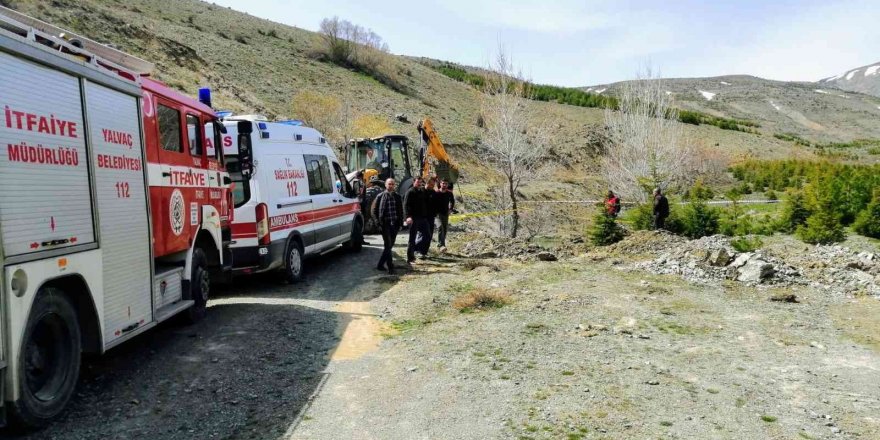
604;188;669;230
370;176;455;274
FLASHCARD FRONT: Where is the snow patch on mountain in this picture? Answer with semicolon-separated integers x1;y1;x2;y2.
769;101;781;111
699;90;716;101
865;65;880;77
845;69;859;80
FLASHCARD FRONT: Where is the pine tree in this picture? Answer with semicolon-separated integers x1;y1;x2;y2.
590;209;625;246
854;190;880;239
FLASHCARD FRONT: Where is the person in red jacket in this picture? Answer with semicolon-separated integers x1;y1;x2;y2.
605;191;621;218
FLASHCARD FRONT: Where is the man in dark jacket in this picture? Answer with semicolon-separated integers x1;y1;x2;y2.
424;177;439;254
404;177;430;262
372;178;404;274
652;188;670;230
363;176;384;231
435;179;455;249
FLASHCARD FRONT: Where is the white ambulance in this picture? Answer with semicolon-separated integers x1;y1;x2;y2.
222;116;363;281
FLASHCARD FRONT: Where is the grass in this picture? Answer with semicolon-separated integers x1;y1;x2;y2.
452;288;512;313
760;415;777;423
561;371;575;376
831;298;880;353
660;421;673;427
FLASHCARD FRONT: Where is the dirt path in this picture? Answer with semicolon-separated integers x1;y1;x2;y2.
8;236;395;440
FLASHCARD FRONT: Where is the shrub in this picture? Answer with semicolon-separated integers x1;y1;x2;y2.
779;190;811;233
764;189;778;201
686;179;714;201
730;236;764;252
589;209;626;246
625;203;655;231
679;200;720;238
853;191;880;239
797;209;845;244
452;288;512;313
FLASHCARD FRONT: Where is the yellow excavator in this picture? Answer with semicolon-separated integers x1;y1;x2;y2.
344;118;459;232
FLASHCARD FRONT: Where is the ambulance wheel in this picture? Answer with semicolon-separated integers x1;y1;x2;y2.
185;248;209;323
343;218;364;253
11;288;81;428
284;239;304;283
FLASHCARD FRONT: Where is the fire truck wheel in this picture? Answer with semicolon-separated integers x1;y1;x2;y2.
11;288;81;428
284;240;304;283
185;248;209;323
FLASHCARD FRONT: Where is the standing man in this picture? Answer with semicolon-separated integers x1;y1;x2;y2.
372;178;403;274
404;176;430;263
605;191;621;218
363;176;384;231
424;177;439;254
652;187;670;230
436;179;455;250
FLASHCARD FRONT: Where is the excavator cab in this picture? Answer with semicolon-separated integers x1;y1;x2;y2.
345;135;414;195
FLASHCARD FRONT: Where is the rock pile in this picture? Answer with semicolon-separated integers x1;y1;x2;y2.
611;234;880;297
631;235;803;287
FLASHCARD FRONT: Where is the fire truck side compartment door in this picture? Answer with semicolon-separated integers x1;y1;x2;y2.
85;82;152;344
0;51;96;259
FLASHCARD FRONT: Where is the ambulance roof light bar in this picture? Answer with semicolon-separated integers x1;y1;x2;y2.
0;6;154;76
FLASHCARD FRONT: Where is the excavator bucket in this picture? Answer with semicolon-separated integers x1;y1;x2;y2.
417;118;460;184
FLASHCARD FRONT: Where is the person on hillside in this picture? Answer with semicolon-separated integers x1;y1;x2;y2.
436;179;455;250
605;190;621;218
404;176;430;263
372;178;404;274
652;187;670;230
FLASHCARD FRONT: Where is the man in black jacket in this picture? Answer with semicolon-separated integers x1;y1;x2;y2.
652;187;670;230
404;177;430;262
435;179;455;249
371;178;404;274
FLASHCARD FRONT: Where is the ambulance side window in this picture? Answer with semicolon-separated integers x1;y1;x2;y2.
158;104;182;152
186;114;202;156
305;154;333;195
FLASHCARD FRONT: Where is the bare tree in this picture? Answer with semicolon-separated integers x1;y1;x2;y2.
602;69;694;203
318;16;389;67
479;50;550;238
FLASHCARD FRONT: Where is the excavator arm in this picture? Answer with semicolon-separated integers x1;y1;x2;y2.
417;118;459;183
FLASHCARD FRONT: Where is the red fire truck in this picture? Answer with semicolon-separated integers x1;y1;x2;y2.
0;7;247;426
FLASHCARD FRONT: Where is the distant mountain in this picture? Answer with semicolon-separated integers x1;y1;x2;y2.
819;62;880;97
582;75;880;143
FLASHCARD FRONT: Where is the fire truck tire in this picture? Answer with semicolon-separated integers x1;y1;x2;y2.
343;218;364;253
185;248;210;323
10;288;81;428
284;239;304;283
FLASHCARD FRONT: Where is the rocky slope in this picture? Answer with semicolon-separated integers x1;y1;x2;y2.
820;61;880;97
584;75;880;144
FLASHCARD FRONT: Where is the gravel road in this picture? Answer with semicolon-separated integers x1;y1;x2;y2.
5;236;392;440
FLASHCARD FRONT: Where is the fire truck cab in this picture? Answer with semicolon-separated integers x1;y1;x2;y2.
0;7;241;427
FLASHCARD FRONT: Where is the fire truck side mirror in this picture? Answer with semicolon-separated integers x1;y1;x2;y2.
237;121;254;179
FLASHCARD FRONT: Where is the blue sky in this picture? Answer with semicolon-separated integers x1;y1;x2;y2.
212;0;880;87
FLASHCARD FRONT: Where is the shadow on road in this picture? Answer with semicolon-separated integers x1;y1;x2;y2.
7;238;402;440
